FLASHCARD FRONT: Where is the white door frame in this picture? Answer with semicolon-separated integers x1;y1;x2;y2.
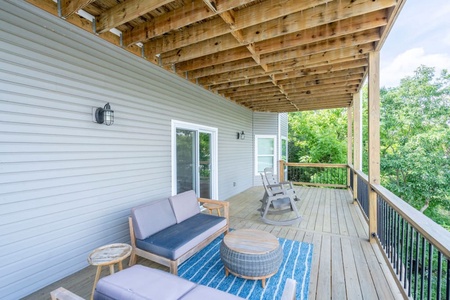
171;120;218;199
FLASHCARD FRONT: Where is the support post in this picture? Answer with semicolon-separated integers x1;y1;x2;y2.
347;106;353;191
353;91;362;204
279;160;285;182
368;51;381;243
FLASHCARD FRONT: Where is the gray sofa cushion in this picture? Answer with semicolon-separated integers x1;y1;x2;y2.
169;190;200;223
136;213;226;260
94;265;196;300
94;265;244;300
131;198;177;240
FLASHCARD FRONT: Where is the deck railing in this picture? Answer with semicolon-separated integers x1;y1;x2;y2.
279;161;347;189
351;167;450;300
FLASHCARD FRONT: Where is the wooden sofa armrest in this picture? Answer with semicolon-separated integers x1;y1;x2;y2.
280;278;297;300
50;287;84;300
198;198;230;223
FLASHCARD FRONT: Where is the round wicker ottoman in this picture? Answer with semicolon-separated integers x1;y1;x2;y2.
220;229;283;288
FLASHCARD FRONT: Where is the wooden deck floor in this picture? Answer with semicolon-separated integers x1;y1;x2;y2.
24;187;403;300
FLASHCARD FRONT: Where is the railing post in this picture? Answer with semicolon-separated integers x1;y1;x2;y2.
368;51;380;243
353;91;362;204
279;160;285;182
347;106;353;190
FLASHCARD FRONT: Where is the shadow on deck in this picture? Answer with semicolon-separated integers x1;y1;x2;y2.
24;186;403;300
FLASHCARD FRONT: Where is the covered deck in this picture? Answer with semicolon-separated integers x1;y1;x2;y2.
24;186;403;300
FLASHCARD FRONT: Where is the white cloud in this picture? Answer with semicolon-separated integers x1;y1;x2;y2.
380;48;450;88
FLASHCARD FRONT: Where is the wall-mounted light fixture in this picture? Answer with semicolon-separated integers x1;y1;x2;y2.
93;102;114;126
237;131;245;140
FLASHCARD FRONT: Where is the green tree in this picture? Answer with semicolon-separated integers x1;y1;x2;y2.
288;109;347;163
365;66;450;226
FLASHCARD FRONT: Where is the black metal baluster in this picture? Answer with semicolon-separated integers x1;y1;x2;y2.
404;224;410;289
393;211;398;271
437;252;442;300
414;231;419;299
408;227;414;297
387;206;392;261
382;201;387;247
421;237;426;300
446;259;449;300
399;218;404;282
427;244;433;300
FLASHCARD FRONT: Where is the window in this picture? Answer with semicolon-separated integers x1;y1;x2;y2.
281;136;287;162
255;135;277;175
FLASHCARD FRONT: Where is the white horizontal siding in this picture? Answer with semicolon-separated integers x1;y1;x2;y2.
0;2;255;299
252;112;284;185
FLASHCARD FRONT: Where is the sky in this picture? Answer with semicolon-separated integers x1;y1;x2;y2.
380;0;450;87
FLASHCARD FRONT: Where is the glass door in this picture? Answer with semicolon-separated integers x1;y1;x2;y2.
172;121;218;199
176;128;197;194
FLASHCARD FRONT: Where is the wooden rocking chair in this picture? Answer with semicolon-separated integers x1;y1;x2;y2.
259;173;302;226
263;167;299;201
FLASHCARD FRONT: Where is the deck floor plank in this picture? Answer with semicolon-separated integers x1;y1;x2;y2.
331;235;346;299
23;186;402;300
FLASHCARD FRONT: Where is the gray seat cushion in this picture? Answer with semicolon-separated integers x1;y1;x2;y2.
136;213;226;260
131;198;177;240
93;265;244;300
93;265;196;300
169;190;200;223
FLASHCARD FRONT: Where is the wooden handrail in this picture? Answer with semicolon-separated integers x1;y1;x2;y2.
372;184;450;258
284;162;348;168
350;166;450;258
353;169;369;184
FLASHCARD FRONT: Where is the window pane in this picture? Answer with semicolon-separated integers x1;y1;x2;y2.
257;138;274;155
281;139;287;161
176;129;196;194
258;156;274;173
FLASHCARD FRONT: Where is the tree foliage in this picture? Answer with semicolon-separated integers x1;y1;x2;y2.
374;66;450;226
288;109;348;163
288;66;450;228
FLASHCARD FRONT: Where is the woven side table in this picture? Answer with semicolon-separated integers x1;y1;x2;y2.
220;229;283;288
87;243;132;300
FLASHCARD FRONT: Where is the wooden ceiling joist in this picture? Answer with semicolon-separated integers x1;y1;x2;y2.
28;0;406;112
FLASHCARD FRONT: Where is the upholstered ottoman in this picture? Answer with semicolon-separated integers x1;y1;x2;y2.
220;229;283;288
93;265;243;300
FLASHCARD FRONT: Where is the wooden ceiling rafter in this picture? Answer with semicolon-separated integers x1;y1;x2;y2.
27;0;405;112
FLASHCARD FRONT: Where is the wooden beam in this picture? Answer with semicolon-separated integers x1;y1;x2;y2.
273;59;368;81
283;80;361;93
124;0;217;46
223;86;281;98
176;46;252;72
242;0;396;44
160;33;241;65
264;43;374;71
368;51;380;243
188;58;258;79
124;0;256;46
197;65;270;85
218;82;277;94
60;0;94;18
280;74;364;89
260;29;380;65
209;77;274;91
254;10;388;55
96;0;175;34
268;55;368;75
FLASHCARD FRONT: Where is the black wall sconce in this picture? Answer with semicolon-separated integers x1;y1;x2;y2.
237;131;245;140
93;102;114;126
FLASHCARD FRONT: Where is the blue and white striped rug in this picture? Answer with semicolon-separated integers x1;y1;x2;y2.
178;235;313;300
